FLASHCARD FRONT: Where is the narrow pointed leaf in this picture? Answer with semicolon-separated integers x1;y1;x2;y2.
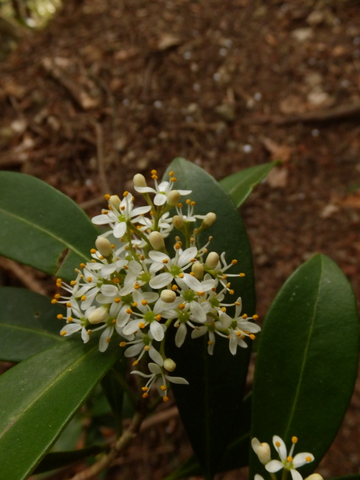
219;161;277;207
163;394;252;480
164;158;256;478
0;338;121;480
0;287;64;362
250;255;359;478
0;171;99;280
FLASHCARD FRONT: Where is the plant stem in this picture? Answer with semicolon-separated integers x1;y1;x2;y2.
68;406;148;480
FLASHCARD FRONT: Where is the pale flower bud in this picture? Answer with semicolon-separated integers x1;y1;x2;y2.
205;251;219;269
172;215;184;229
164;358;176;372
192;261;204;280
160;289;176;303
167;190;181;207
95;236;113;257
202;212;216;227
88;306;108;324
305;475;324;480
148;231;165;250
256;442;271;464
109;195;120;210
133;173;147;188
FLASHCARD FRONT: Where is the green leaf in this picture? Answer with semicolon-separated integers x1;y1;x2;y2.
219;161;276;207
0;171;99;280
101;357;127;435
0;338;122;480
163;394;252;480
250;254;359;478
164;158;256;479
33;445;107;474
0;287;64;362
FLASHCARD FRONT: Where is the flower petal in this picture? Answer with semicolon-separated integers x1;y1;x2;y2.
265;459;283;473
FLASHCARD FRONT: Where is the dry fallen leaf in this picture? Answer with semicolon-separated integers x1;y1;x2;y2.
261;136;292;162
266;166;288;188
338;191;360;209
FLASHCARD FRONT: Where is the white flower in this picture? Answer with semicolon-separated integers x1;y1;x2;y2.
131;362;188;401
121;330;164;366
92;192;151;238
148;246;198;289
134;169;191;206
251;437;271;465
265;436;314;480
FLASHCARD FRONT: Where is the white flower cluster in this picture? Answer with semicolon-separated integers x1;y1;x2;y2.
53;169;260;400
252;435;322;480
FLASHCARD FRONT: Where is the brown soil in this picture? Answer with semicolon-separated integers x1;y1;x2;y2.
1;0;359;479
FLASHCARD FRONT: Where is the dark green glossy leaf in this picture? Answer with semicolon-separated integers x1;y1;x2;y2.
101;357;127;435
219;161;277;207
250;255;359;478
0;287;64;362
164;158;256;479
163;394;252;480
0;338;122;480
0;171;99;280
33;445;107;474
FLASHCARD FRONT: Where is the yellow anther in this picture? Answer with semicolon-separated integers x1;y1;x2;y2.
141;300;148;306
250;334;256;340
287;456;293;462
114;297;121;303
123;191;129;197
51;299;57;304
179;303;185;310
175;242;182;250
160;385;166;391
111;319;116;324
240;272;245;277
142;386;148;392
120;342;126;347
155;314;162;321
172;285;178;291
81;295;87;301
144;345;150;351
57;314;63;320
132;302;138;307
305;456;312;462
87;277;93;282
61;331;67;336
104;194;111;201
235;301;241;306
169;170;174;176
221;307;226;312
66;302;71;308
126;308;133;314
208;340;214;345
242;314;248;319
162;259;168;264
67;317;73;322
163;395;169;402
132;360;139;366
113;277;120;284
138;322;145;329
54;293;60;299
253;314;259;320
229;289;234;295
292;436;298;444
134;283;140;290
275;441;281;447
106;337;111;343
179;273;184;278
70;280;77;286
90;248;97;254
231;259;238;265
142;392;149;398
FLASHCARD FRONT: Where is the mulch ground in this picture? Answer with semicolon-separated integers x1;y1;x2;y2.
1;0;359;478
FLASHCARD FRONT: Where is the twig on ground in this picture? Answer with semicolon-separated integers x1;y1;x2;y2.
69;409;148;480
0;257;47;295
247;101;360;125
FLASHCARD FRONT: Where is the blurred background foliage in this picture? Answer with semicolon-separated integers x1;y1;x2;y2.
0;0;61;57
